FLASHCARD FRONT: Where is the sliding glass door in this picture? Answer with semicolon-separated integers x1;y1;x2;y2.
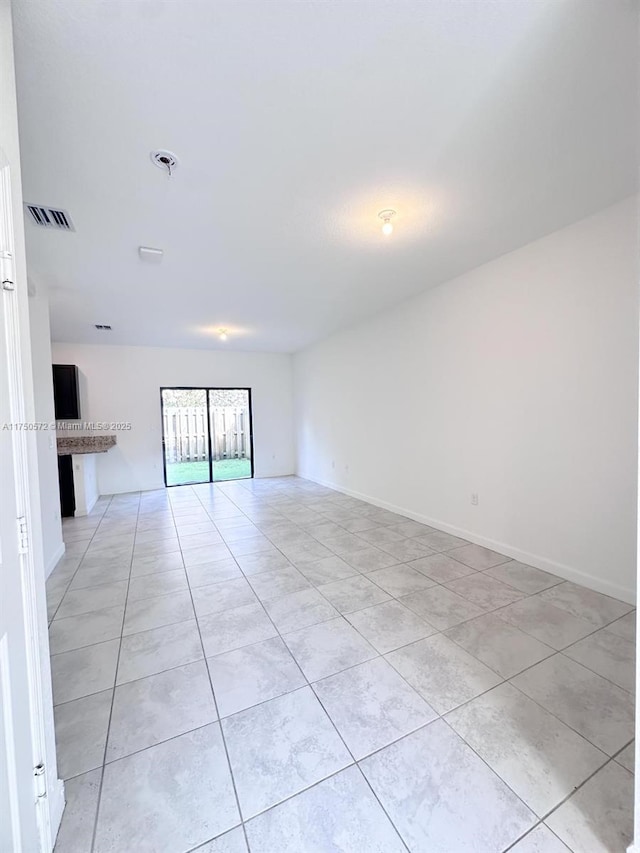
208;388;253;481
161;387;253;487
161;388;210;486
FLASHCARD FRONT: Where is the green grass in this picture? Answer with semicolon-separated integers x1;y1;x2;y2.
165;458;252;487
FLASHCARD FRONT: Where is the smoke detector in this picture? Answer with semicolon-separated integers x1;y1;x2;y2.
150;150;179;176
138;246;163;263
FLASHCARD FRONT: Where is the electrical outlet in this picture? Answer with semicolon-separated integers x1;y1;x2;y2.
332;460;335;469
471;493;479;506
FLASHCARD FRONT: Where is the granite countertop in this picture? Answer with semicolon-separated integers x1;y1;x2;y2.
57;435;117;455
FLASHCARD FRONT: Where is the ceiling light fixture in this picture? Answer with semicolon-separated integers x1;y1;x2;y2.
138;246;163;262
378;209;396;236
218;328;228;341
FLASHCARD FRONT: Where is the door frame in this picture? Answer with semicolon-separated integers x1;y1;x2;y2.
159;386;255;487
0;148;62;851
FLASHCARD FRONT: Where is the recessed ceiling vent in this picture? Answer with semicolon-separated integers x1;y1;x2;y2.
150;150;179;175
25;204;75;231
94;324;112;331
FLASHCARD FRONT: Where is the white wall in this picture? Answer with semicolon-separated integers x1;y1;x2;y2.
50;343;295;495
28;281;64;577
294;198;639;603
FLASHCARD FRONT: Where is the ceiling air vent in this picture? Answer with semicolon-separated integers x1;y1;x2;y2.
24;204;75;231
94;324;112;331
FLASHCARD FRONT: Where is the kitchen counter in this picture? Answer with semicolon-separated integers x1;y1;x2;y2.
56;435;116;455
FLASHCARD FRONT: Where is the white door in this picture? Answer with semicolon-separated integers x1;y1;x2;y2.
0;150;49;851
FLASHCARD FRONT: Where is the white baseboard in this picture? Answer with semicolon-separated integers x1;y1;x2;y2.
255;471;296;479
47;777;65;852
298;471;636;605
45;542;66;580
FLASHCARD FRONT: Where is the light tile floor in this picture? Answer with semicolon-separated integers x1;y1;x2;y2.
46;477;636;853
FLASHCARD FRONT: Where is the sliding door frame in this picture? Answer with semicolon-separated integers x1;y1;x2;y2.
160;386;255;487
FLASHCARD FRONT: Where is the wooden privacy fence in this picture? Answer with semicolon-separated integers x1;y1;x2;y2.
210;406;251;461
163;406;251;463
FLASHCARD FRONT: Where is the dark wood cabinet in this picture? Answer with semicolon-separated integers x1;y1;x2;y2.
52;364;80;420
58;455;75;518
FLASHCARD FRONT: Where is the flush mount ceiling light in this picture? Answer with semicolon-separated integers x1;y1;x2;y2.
218;328;228;341
150;149;179;176
378;209;396;236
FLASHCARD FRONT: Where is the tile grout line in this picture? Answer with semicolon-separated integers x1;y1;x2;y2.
89;491;142;853
501;819;569;852
180;486;253;853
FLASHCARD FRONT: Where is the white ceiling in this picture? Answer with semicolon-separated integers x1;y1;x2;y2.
12;0;638;353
